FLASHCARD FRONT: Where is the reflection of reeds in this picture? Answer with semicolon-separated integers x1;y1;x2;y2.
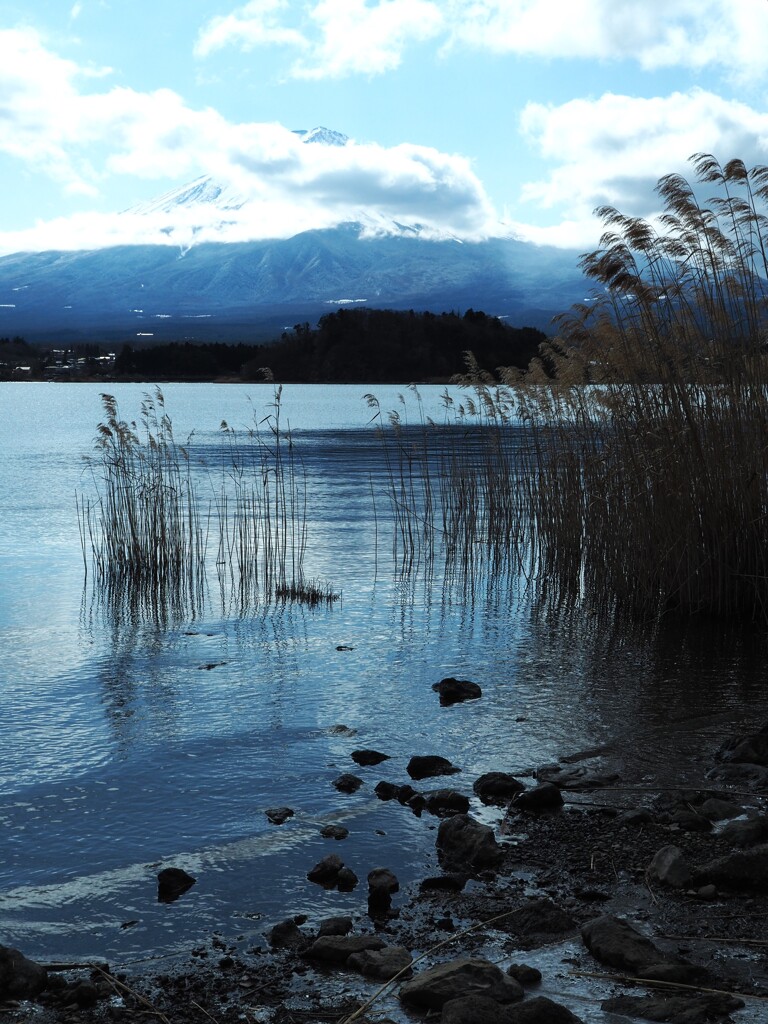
377;156;768;624
79;387;327;619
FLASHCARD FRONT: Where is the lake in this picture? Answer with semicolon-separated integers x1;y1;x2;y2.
1;381;766;966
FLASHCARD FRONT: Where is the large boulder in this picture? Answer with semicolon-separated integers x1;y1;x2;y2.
400;958;523;1010
0;946;47;1001
437;813;503;871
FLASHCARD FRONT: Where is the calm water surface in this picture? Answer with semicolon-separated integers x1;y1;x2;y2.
0;382;766;968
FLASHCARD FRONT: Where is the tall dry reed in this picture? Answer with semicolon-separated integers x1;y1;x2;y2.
377;155;768;622
80;387;330;618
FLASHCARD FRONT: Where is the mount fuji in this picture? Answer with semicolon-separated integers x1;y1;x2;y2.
0;128;590;346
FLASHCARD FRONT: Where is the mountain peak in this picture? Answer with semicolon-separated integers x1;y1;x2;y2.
292;126;349;147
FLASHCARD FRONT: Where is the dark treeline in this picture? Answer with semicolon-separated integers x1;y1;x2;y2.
113;308;547;382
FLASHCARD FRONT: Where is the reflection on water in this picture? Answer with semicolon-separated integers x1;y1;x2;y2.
1;383;767;963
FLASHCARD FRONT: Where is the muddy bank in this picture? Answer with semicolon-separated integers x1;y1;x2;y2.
4;693;768;1023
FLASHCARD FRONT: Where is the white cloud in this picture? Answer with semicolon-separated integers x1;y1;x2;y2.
515;88;768;248
0;29;499;254
195;0;768;81
194;0;307;57
196;0;444;77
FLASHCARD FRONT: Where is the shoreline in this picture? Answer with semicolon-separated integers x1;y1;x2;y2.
5;715;768;1023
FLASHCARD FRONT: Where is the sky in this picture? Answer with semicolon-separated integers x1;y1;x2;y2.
2;0;768;256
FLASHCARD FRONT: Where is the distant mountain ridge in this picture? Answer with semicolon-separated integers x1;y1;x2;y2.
0;226;589;345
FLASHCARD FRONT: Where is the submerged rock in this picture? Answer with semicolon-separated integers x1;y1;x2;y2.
374;780;399;801
425;788;470;817
320;824;349;840
696;843;768;890
717;722;768;766
267;918;310;950
602;992;743;1023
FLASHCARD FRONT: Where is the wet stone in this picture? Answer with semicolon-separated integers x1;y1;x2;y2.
399;957;524;1010
333;773;363;793
473;771;525;805
512;783;564;813
506;963;542;986
407;755;461;781
304;935;386;965
320;824;349;840
265;806;294;825
425;788;471;817
157;867;196;903
432;677;483;706
351;749;391;767
307;854;343;886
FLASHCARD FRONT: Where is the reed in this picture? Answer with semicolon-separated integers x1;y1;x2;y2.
376;155;768;623
79;389;206;619
80;387;324;617
513;154;768;621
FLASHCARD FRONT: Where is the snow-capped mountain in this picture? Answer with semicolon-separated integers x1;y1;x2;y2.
125;127;349;219
0;128;590;344
292;126;349;146
125;177;249;218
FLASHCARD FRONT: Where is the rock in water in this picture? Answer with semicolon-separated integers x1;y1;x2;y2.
157;867;196;903
432;678;483;706
407;755;461;780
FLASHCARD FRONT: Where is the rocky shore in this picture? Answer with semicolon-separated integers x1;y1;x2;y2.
3;680;768;1024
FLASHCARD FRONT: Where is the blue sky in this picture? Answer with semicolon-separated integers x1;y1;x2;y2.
2;1;768;255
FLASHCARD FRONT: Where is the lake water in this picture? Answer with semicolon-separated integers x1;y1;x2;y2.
1;381;767;970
